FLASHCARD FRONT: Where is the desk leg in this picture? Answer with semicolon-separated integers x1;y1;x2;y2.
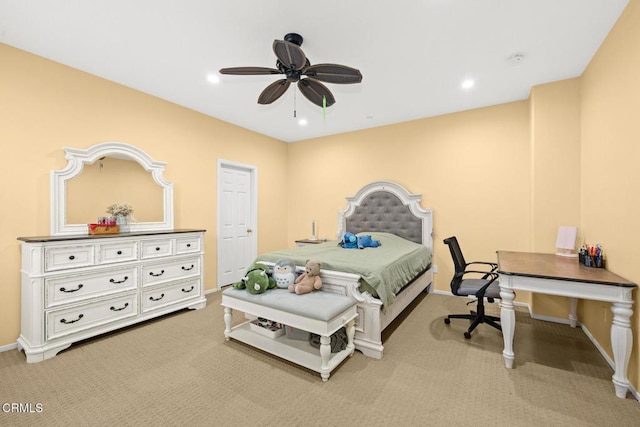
568;297;578;328
500;287;516;369
611;302;633;398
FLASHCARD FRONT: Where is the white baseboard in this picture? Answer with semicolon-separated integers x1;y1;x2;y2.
578;321;640;401
0;342;18;353
435;290;639;402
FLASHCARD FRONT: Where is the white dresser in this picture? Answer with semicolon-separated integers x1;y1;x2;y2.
17;229;206;362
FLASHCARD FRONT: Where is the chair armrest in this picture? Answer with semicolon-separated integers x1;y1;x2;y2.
461;270;498;277
466;261;498;272
473;272;499;299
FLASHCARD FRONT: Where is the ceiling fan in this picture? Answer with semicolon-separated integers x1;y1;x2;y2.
219;33;363;108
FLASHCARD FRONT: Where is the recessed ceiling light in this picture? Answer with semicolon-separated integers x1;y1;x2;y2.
207;74;220;84
508;53;525;64
298;119;308;126
461;79;474;89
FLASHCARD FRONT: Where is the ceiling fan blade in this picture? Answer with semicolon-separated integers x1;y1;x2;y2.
258;79;291;104
272;40;307;71
303;64;363;84
219;67;281;75
298;79;336;107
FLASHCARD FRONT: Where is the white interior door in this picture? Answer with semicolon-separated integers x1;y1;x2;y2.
217;160;257;288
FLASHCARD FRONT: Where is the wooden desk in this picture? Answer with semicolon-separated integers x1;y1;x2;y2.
496;251;636;399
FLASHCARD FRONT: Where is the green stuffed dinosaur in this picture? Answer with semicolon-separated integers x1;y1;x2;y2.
233;262;276;294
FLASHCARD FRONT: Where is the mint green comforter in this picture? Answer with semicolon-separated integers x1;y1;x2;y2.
256;232;431;307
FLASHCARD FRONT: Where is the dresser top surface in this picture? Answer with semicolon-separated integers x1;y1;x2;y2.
18;229;206;243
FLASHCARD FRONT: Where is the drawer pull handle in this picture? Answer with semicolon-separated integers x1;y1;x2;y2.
186;243;191;248
117;250;122;255
60;314;84;324
155;247;161;251
60;284;84;293
109;276;129;284
110;303;129;312
181;264;195;271
181;286;195;293
68;255;75;260
149;294;165;302
149;270;165;277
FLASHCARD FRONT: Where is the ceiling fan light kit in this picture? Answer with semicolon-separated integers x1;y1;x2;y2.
220;33;362;108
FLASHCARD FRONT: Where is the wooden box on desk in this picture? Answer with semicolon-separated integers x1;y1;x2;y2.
88;224;120;235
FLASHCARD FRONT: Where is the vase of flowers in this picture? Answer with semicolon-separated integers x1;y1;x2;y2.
106;203;134;233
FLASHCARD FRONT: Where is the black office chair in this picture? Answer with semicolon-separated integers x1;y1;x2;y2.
443;236;501;339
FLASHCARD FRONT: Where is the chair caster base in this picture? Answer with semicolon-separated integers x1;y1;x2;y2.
444;318;451;325
464;332;471;339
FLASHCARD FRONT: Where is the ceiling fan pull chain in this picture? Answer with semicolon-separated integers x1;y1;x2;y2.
293;86;297;118
323;96;326;121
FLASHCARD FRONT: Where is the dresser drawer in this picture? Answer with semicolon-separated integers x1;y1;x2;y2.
141;279;201;313
46;266;138;308
46;293;138;340
176;236;201;254
100;241;138;265
141;258;200;286
45;245;95;272
140;239;173;259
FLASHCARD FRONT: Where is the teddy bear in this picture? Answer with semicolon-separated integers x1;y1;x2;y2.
272;258;298;289
289;260;323;295
233;262;276;294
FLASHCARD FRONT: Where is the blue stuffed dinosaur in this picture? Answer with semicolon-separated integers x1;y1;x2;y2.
340;232;381;249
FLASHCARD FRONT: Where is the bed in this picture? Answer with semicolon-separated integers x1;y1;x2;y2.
256;180;433;359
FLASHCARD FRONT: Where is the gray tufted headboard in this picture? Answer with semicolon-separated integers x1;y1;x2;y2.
337;181;433;249
345;191;423;244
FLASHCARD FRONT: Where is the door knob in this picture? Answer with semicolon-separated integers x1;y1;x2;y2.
247;228;253;233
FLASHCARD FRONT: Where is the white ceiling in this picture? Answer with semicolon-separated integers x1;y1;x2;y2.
0;0;629;143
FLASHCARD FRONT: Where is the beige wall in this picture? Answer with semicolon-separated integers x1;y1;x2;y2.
0;43;289;346
287;102;532;293
580;0;640;390
1;0;639;394
528;79;582;318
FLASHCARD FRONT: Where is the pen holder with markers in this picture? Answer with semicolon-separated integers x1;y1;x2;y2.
578;245;605;268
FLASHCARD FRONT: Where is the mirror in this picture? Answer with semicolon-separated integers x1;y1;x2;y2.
66;157;163;224
51;142;174;235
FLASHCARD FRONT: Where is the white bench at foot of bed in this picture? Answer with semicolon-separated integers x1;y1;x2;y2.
222;287;357;381
259;262;434;360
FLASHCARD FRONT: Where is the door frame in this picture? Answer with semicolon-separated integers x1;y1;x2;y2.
216;159;258;290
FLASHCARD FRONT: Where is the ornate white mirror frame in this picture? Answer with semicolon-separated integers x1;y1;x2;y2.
51;142;174;236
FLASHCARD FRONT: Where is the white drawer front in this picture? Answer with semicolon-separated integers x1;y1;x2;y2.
100;241;138;265
45;245;95;272
46;267;138;308
176;236;201;254
142;258;200;286
46;293;138;340
141;279;201;313
176;237;200;255
140;239;173;259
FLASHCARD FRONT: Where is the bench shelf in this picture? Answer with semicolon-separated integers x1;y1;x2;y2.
221;288;357;381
